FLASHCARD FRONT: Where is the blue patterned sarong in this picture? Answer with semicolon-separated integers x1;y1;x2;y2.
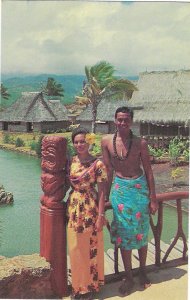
110;175;150;250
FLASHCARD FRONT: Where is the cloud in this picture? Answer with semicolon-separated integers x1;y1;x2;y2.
1;1;190;76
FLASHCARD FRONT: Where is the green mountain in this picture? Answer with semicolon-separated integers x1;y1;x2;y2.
1;74;138;108
1;74;86;107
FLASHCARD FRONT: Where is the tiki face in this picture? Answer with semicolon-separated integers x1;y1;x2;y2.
41;172;64;195
41;136;67;172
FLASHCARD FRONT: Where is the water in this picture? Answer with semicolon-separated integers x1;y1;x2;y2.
0;149;41;257
0;149;188;257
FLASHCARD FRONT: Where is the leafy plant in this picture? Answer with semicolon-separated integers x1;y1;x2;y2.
182;149;189;162
35;135;44;157
78;60;137;133
15;137;25;147
168;137;182;166
148;145;166;158
41;77;64;97
66;136;76;157
171;167;183;186
0;83;10;100
90;143;102;157
3;133;11;144
30;140;37;151
2;133;15;144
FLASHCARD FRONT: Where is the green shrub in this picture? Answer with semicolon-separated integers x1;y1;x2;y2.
15;137;25;147
66;136;76;157
90;143;102;157
148;145;166;158
183;149;189;162
168;137;182;165
2;133;15;144
30;140;37;151
35;135;44;157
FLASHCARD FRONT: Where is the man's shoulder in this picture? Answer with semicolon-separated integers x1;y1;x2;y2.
101;134;113;143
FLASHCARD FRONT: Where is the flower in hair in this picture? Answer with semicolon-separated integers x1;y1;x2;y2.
85;133;96;145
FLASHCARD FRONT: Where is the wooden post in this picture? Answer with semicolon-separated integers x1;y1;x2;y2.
40;136;68;297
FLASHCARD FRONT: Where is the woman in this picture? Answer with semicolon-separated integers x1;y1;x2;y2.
66;128;107;299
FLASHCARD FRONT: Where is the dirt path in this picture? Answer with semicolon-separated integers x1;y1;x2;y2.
152;162;189;194
151;162;189;210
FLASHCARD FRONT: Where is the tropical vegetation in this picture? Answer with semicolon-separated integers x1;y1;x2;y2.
76;61;137;132
41;77;64;97
0;83;10;100
0;131;188;165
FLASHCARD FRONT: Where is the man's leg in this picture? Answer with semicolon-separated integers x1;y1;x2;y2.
118;248;134;295
138;245;151;288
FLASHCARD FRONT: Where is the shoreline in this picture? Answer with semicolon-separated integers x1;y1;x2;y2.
0;144;38;157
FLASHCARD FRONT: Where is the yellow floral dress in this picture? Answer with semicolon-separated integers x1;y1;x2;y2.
67;156;107;296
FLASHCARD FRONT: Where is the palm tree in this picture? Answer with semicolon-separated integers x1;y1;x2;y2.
42;77;64;97
78;61;137;133
0;84;10;100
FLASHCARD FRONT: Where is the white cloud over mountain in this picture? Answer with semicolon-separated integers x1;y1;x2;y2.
1;1;190;76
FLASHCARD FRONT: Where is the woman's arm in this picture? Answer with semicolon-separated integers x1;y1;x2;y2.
63;158;71;198
95;181;106;232
101;136;113;200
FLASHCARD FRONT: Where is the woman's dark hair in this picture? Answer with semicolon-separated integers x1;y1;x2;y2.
71;127;89;143
115;106;134;120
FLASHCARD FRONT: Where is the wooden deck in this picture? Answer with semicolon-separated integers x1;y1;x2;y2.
67;239;187;280
104;239;188;275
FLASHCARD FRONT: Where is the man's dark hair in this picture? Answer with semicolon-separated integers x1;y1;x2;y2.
115;106;134;120
71;127;89;143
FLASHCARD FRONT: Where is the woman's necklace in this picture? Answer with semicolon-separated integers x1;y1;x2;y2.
113;130;133;161
78;155;95;164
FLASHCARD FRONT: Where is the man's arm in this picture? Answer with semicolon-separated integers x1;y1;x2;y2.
101;136;113;201
140;138;158;214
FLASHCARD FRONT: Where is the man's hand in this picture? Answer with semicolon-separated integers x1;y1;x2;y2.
149;194;158;215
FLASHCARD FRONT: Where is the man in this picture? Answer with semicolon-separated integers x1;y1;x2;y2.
101;106;158;295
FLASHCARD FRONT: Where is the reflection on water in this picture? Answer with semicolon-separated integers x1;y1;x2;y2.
0;149;188;257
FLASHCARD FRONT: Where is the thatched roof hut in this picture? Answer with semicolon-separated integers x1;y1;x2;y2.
130;70;190;126
77;98;130;122
130;70;190;138
0;92;70;132
77;70;189;137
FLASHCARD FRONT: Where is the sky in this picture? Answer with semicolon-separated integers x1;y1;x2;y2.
1;0;190;77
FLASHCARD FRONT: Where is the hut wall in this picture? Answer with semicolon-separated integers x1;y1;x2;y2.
131;122;140;136
108;121;140;135
39;121;70;133
79;121;109;133
8;122;27;132
109;122;116;133
140;122;189;138
78;121;91;132
96;123;109;134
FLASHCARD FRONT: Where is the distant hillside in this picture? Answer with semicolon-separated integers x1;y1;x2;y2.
1;74;138;107
1;74;86;107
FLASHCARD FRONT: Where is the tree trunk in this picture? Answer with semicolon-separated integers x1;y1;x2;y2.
91;104;97;133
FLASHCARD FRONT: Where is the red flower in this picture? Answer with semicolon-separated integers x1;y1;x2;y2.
135;184;141;189
136;233;143;241
117;237;122;245
118;203;124;212
136;212;142;219
115;183;120;189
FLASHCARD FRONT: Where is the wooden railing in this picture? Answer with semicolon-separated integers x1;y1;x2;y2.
105;191;189;274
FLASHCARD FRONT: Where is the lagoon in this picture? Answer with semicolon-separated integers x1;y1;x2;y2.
0;149;188;257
